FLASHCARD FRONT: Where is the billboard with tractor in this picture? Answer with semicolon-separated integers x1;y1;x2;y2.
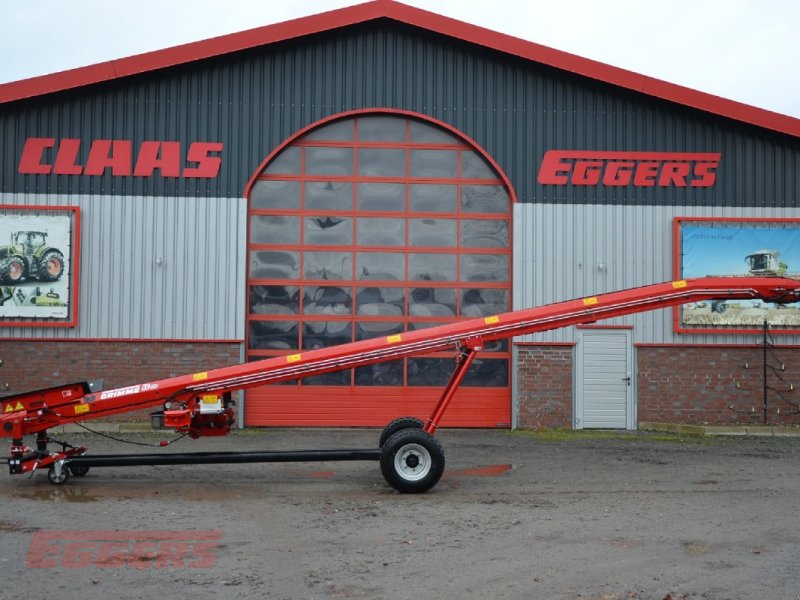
0;213;72;321
676;218;800;333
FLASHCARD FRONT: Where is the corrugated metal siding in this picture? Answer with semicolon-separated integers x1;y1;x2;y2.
2;193;245;340
2;23;798;205
513;203;800;345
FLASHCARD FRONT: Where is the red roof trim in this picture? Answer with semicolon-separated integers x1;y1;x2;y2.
2;0;798;138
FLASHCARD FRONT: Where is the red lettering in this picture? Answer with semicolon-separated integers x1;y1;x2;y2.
96;541;130;568
183;142;223;178
571;160;603;185
25;533;62;568
62;541;97;568
691;161;718;187
53;138;83;175
134;141;181;177
537;150;571;185
657;161;690;187
84;140;132;176
130;541;160;570
633;162;659;187
188;542;219;568
156;542;191;568
602;161;635;186
18;137;55;174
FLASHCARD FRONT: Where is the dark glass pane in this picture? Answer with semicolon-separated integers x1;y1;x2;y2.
250;216;300;245
356;287;404;314
303;286;352;317
356;253;404;281
263;147;301;175
357;218;405;246
408;253;456;282
481;338;509;352
409;288;456;318
248;320;298;350
409;120;455;144
356;321;403;339
305;181;353;211
408;358;452;386
409;150;457;178
249;285;299;315
302;369;352;385
409;218;456;247
461;219;509;248
357;183;405;211
357;149;406;177
461;185;510;213
357;116;406;142
250;250;300;280
303;252;352;280
460;254;509;283
304;216;353;245
463;358;509;387
355;360;404;386
302;321;352;350
461;150;497;179
408;321;447;331
305;147;353;176
460;288;509;317
250;180;300;210
303;120;354;141
409;184;457;213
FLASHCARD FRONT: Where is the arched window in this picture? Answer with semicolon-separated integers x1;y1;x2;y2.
246;112;513;427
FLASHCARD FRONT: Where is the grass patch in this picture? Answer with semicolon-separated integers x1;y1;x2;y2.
507;429;716;444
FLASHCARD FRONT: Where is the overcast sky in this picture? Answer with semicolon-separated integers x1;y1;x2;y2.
1;0;798;119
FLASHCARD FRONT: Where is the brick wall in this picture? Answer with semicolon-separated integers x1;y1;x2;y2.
516;345;574;428
638;346;800;425
0;341;241;419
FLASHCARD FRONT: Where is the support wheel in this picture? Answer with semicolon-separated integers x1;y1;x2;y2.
47;463;70;485
69;465;90;477
379;416;425;447
380;429;444;494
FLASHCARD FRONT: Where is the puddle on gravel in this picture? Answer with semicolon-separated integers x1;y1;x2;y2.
12;487;99;503
446;464;513;478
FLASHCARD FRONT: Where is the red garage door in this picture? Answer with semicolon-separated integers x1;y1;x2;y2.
244;110;513;427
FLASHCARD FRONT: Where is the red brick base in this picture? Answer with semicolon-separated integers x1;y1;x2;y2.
516;345;574;428
638;345;800;426
0;340;241;419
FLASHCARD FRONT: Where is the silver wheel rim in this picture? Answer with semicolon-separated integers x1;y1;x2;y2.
394;443;431;482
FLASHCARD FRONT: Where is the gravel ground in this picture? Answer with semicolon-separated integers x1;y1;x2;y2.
1;428;799;599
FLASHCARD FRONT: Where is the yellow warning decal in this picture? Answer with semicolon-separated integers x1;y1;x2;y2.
201;395;219;404
3;401;24;413
484;316;500;324
672;280;688;289
583;297;599;306
74;404;90;415
193;372;208;382
386;334;402;344
286;354;302;363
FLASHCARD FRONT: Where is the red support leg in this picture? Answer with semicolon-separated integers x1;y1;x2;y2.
423;343;479;435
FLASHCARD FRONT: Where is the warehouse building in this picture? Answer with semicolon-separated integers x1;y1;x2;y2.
2;0;799;429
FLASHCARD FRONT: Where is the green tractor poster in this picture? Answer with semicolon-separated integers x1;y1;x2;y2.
0;214;71;320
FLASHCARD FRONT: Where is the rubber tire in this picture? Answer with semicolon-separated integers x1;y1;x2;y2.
38;250;64;282
69;465;90;477
380;428;445;494
48;463;70;485
378;416;425;447
0;256;25;284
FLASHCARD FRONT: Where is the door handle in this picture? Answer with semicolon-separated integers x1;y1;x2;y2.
622;376;631;386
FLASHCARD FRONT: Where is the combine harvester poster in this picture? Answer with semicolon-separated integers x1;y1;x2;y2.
677;218;800;332
0;212;73;322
